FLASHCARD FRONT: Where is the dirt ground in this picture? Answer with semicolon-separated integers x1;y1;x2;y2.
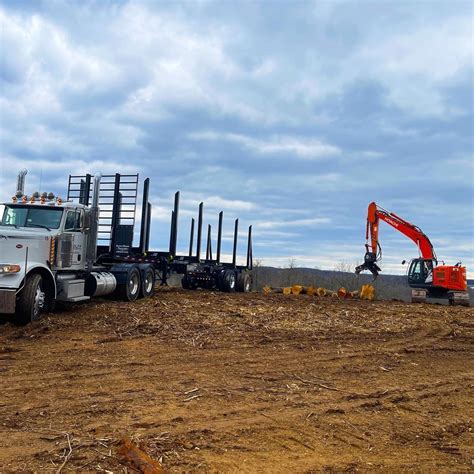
0;289;473;472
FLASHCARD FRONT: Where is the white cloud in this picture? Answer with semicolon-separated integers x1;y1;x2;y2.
189;131;341;159
256;217;331;230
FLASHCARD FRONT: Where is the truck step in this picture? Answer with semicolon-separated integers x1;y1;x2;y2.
57;279;87;302
65;296;91;303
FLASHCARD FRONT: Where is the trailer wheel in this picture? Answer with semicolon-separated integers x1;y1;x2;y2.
222;270;236;293
117;267;141;302
216;271;225;291
182;276;197;290
140;267;155;298
16;273;45;324
181;276;190;290
236;273;251;293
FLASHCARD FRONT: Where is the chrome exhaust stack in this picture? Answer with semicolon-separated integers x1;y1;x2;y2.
85;173;102;270
91;173;102;209
16;169;28;197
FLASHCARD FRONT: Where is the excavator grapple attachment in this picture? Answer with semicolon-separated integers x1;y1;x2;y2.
355;251;381;280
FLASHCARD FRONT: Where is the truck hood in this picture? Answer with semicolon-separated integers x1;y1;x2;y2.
0;227;52;265
0;226;52;238
0;227;54;290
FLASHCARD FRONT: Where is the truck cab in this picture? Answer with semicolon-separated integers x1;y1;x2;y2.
1;199;92;269
0;195;94;322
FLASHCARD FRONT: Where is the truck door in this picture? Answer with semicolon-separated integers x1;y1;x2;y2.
64;209;86;269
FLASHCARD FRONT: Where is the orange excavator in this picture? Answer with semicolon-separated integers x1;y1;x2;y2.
355;202;469;306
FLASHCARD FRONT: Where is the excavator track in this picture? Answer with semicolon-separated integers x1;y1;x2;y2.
448;291;470;307
411;289;427;304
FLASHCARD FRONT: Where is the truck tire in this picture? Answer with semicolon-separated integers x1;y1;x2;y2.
216;270;225;291
222;270;236;293
181;276;190;289
16;273;45;324
236;273;251;293
116;267;141;302
140;267;155;298
182;275;197;290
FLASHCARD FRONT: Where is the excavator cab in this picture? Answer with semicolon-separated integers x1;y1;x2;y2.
407;258;435;287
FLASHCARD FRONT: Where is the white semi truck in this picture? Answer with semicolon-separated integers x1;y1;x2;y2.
0;170;253;324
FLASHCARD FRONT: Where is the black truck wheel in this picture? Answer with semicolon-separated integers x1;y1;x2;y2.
140;266;155;298
182;275;197;290
16;273;45;324
216;270;225;291
181;276;190;289
116;267;141;302
222;270;236;293
236;273;251;293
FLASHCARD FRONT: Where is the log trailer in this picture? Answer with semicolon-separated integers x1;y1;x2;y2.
355;202;469;306
0;170;253;324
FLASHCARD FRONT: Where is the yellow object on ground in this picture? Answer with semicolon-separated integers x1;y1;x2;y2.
261;284;374;301
360;284;375;300
291;285;304;295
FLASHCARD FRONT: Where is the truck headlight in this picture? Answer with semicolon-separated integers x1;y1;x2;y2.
0;265;21;273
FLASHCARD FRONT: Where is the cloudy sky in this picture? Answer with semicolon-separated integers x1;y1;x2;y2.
0;0;473;276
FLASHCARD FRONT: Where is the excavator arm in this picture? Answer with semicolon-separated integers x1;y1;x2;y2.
355;202;436;279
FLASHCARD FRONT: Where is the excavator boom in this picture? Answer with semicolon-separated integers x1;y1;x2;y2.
355;202;436;279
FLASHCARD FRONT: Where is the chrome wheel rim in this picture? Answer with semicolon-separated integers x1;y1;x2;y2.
129;273;139;296
33;285;45;318
145;272;153;293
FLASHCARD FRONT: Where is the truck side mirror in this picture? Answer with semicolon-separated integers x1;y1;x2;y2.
401;260;406;265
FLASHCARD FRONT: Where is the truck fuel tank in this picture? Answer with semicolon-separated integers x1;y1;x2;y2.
85;271;117;297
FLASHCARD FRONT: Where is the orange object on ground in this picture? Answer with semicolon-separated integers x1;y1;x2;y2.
117;438;164;474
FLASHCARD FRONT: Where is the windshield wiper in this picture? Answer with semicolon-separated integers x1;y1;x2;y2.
27;223;51;231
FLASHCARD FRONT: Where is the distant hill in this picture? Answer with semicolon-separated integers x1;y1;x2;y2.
252;265;474;305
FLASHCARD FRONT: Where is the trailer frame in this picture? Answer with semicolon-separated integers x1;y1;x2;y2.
67;173;253;293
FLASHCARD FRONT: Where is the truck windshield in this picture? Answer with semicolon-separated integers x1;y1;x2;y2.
1;205;63;230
